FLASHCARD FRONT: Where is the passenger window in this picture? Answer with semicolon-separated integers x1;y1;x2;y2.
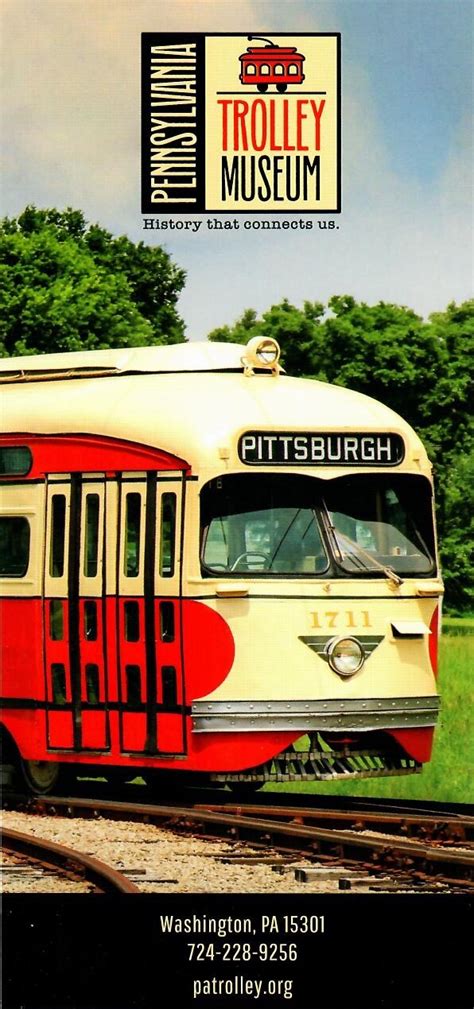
85;663;100;704
50;495;66;577
124;494;141;577
84;600;98;640
124;601;140;641
160;601;175;642
51;663;67;704
0;517;30;576
84;494;100;577
49;599;64;640
160;493;176;577
0;446;32;476
161;666;177;707
126;665;141;706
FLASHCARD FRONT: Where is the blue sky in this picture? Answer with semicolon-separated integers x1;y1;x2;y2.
2;0;472;339
334;0;472;183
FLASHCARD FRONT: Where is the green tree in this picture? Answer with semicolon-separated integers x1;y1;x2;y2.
421;300;474;611
421;300;474;462
321;296;443;434
0;206;186;356
438;451;474;613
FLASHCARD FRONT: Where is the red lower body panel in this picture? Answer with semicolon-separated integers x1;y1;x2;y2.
1;597;435;773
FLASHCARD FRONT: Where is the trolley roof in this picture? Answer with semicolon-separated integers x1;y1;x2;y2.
0;342;249;378
0;342;430;478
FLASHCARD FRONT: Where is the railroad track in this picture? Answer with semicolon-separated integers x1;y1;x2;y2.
196;799;474;843
7;793;474;892
1;825;140;893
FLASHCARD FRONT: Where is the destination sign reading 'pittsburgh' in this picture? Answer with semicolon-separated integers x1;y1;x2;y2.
141;33;340;213
238;432;405;466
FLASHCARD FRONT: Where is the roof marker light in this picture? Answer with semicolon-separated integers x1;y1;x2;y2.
242;337;281;376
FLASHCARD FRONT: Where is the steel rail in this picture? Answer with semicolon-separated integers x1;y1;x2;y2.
1;826;140;893
194;801;474;841
25;795;474;885
5;779;469;820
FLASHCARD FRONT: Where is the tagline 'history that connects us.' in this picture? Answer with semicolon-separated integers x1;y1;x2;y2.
142;218;339;231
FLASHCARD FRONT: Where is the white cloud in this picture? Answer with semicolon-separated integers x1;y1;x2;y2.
2;0;260;220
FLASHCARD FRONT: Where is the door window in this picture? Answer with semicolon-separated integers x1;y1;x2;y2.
84;494;100;577
50;495;66;577
159;493;176;577
124;493;142;577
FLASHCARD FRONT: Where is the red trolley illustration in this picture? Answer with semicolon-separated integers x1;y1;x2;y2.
239;35;305;93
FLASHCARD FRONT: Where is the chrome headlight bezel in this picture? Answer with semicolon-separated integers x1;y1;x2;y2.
326;636;365;676
243;336;281;373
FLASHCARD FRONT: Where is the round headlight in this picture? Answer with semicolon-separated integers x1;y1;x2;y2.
327;636;365;676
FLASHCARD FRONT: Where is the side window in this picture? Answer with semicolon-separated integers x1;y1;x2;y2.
124;601;140;641
160;493;176;577
124;493;141;577
84;600;98;640
0;446;32;476
161;666;177;707
84;494;100;577
86;664;100;704
0;517;30;577
50;494;66;577
126;665;142;706
51;663;67;704
49;599;64;640
160;601;175;642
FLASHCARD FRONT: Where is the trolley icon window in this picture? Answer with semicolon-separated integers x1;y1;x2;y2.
239;35;305;93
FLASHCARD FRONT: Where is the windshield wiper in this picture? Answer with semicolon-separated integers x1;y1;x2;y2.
336;530;404;586
320;503;403;586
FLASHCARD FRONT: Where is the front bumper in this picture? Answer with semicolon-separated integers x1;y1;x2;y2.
192;695;440;733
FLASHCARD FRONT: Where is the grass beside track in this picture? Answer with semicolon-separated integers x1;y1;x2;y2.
266;625;474;807
442;615;474;635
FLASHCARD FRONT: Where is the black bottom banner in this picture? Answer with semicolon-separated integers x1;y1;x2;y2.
2;893;472;1009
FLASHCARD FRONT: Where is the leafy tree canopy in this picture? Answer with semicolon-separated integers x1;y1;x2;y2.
439;450;474;612
0;206;186;356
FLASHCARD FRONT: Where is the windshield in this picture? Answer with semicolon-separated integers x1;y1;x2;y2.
201;475;329;575
200;474;436;578
322;476;435;576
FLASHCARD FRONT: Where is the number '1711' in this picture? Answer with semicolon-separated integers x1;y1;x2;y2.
310;611;371;629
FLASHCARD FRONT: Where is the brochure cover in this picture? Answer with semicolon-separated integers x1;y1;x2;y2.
1;3;473;1009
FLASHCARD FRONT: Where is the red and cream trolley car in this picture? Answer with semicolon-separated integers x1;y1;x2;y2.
0;338;442;793
239;36;305;93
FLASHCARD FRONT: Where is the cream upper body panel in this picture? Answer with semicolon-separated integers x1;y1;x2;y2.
197;594;439;702
1;342;431;481
0;341;246;376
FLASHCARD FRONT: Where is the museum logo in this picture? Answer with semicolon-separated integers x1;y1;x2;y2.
141;33;341;214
